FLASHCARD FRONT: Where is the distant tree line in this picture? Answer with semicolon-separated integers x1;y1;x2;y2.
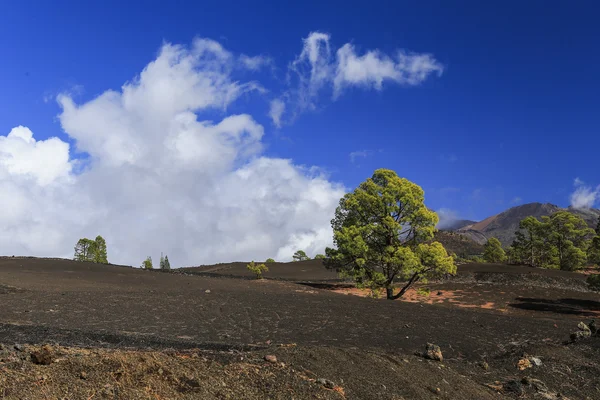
504;212;600;271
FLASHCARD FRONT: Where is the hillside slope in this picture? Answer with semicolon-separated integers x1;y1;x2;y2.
457;202;600;246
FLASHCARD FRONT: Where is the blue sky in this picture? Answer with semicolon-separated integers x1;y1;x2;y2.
0;1;599;264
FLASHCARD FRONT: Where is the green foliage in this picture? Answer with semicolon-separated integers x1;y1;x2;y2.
142;256;153;270
512;211;594;270
483;237;506;263
588;237;600;266
314;254;326;259
587;274;600;291
292;250;310;261
160;254;171;270
324;169;456;299
247;261;269;279
265;258;276;263
74;235;108;263
416;287;431;297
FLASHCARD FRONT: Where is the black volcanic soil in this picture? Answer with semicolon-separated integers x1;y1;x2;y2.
1;257;599;399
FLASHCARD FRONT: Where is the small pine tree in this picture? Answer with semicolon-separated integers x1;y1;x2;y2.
483;237;506;263
292;250;310;261
159;253;165;270
93;235;108;263
247;261;268;279
163;255;171;270
142;256;153;270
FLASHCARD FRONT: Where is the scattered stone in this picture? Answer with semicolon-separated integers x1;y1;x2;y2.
13;344;24;352
437;291;443;296
522;377;548;392
424;343;443;362
80;371;88;380
205;289;211;294
480;361;489;370
503;380;524;396
316;378;336;389
31;345;53;365
570;321;592;341
530;356;543;366
517;357;532;370
264;354;277;363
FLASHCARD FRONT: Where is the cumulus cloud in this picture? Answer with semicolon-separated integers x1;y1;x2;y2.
268;99;285;127
0;38;345;267
570;178;599;209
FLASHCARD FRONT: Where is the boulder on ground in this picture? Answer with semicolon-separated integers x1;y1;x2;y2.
424;343;443;361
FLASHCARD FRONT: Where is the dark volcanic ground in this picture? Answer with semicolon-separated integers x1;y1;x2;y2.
1;257;600;399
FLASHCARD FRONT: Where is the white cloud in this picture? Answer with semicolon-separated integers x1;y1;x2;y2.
239;54;273;71
0;38;345;267
334;45;443;97
284;32;443;117
349;150;372;163
0;126;72;186
570;179;599;209
436;208;460;230
269;99;285;127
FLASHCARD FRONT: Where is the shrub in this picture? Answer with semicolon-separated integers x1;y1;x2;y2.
314;254;326;259
587;274;600;291
247;261;268;279
265;258;275;263
142;256;153;270
416;287;431;297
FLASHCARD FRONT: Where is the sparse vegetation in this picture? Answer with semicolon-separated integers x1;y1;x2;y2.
142;256;153;270
483;237;506;263
324;169;456;299
74;235;108;263
265;258;275;263
292;250;310;261
160;254;171;270
247;261;268;279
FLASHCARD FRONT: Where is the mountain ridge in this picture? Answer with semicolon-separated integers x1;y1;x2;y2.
451;202;600;246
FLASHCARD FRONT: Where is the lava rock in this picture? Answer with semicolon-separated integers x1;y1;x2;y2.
316;378;336;389
264;354;277;363
503;380;524;396
424;343;443;362
30;345;53;365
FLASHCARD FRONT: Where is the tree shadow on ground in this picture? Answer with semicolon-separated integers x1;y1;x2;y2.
509;297;600;316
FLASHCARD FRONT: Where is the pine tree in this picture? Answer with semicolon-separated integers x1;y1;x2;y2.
163;255;171;270
93;235;108;263
483;237;506;263
159;253;165;270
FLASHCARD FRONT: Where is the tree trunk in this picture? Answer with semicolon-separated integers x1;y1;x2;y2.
389;272;420;300
386;287;394;299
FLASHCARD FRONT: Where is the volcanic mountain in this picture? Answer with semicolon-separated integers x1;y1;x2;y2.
453;202;600;246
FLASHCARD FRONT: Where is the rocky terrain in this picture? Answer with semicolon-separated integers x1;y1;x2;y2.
0;257;599;399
